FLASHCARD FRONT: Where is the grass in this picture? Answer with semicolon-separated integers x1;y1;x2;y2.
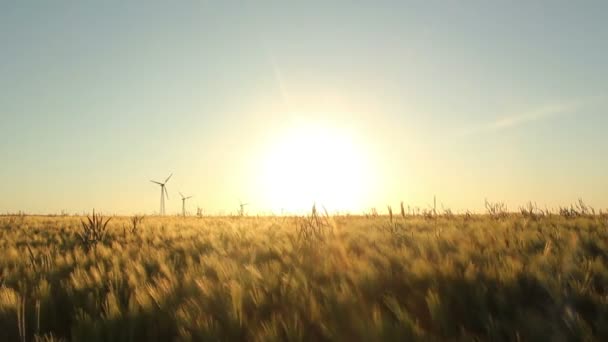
0;210;607;341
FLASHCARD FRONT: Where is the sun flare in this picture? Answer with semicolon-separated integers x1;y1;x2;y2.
259;122;372;214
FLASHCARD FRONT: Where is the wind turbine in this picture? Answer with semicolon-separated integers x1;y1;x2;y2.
238;200;249;217
179;192;193;217
150;173;172;215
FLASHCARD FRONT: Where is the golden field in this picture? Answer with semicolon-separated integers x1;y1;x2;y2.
1;209;607;341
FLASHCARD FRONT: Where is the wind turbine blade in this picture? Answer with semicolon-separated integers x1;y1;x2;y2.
150;180;162;185
164;186;169;200
165;173;173;183
186;196;193;200
179;192;184;199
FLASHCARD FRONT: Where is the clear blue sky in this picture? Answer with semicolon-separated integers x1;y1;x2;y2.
1;1;607;215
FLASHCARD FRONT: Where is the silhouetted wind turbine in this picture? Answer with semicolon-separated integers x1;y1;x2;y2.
179;192;193;217
150;173;172;215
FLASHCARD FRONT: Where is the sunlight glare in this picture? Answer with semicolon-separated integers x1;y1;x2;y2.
260;122;372;214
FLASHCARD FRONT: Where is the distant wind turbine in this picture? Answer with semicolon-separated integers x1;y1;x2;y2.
238;200;249;217
150;173;172;215
179;192;193;217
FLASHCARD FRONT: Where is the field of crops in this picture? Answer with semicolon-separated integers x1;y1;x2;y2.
1;211;607;341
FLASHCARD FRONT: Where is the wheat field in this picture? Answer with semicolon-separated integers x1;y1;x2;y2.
1;209;607;341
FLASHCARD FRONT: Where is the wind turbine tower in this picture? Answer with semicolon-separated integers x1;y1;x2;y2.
238;201;249;217
179;192;193;217
150;173;172;215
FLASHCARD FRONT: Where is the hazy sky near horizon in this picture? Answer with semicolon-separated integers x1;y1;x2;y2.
1;1;607;215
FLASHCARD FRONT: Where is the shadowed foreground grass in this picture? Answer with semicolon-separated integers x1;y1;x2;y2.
0;214;607;341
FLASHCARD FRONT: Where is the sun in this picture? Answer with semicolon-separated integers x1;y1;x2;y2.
259;121;372;214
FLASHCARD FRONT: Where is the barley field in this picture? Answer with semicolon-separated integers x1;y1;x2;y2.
1;209;607;341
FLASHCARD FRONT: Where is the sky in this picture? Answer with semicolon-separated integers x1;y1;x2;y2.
1;1;607;215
